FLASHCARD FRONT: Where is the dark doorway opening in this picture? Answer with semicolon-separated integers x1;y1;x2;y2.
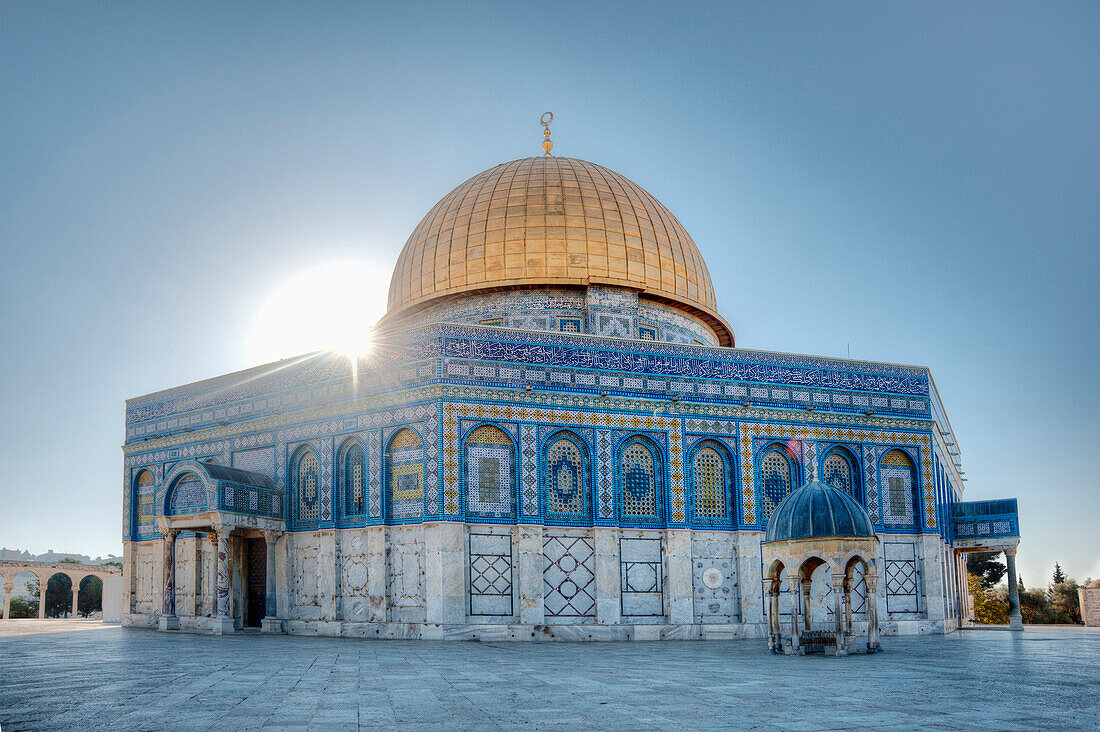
245;537;266;628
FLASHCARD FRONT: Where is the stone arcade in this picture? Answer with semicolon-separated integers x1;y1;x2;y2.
121;129;1022;639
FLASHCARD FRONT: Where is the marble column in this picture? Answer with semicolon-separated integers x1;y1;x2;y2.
801;578;813;631
1005;546;1024;631
844;574;854;636
71;584;80;618
832;572;848;656
762;582;774;651
38;580;46;619
212;528;234;634
866;574;881;652
787;575;801;654
261;532;281;633
159;529;180;630
2;582;12;620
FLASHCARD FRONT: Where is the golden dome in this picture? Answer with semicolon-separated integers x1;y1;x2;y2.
386;156;733;345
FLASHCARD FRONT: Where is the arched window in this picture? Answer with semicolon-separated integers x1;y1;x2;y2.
692;445;727;520
295;450;320;523
823;452;854;497
342;441;366;516
134;470;155;538
546;434;588;517
168;472;206;515
760;448;793;521
880;449;917;528
620;440;660;520
465;425;516;519
387;428;424;520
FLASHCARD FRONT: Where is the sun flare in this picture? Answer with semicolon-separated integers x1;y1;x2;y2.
247;260;389;365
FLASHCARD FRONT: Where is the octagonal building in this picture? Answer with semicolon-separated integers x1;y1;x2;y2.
121;148;1016;639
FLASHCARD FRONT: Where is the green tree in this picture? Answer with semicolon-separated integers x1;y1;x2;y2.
78;576;103;617
1019;587;1055;624
8;595;39;618
968;573;1008;624
1049;580;1081;624
1052;563;1067;585
967;552;1006;589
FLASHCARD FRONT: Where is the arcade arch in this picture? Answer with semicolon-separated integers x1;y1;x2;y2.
0;561;120;620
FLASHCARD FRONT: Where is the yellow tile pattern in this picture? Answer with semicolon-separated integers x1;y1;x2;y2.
387;156;721;325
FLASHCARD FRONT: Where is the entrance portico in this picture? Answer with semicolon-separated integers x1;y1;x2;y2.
152;460;286;634
951;498;1023;630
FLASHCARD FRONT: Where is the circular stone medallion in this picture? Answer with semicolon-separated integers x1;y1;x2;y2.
702;567;724;589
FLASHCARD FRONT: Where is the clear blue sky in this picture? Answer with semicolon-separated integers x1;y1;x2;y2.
1;2;1096;585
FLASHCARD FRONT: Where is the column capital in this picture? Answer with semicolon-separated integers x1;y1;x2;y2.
1003;546;1018;558
3;582;13;592
263;530;279;547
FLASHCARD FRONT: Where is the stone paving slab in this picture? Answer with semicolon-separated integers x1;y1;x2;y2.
0;619;116;637
0;626;1097;730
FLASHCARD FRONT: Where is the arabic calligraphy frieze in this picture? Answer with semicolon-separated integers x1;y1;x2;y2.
440;337;927;395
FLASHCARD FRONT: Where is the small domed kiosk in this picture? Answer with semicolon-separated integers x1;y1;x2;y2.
762;481;881;655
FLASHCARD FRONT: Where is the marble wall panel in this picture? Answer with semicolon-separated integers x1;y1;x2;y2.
387;525;426;623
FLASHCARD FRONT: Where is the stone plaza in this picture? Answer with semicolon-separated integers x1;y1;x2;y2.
1;623;1096;730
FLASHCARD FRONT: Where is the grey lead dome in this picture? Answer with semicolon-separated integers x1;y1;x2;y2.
764;481;876;543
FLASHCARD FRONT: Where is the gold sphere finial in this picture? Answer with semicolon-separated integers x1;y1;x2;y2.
540;111;553;156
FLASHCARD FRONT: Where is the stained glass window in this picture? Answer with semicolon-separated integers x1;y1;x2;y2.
823;453;853;496
693;446;726;519
296;450;319;522
761;448;792;521
388;428;424;520
465;425;515;519
621;442;658;518
547;436;586;515
344;442;366;516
